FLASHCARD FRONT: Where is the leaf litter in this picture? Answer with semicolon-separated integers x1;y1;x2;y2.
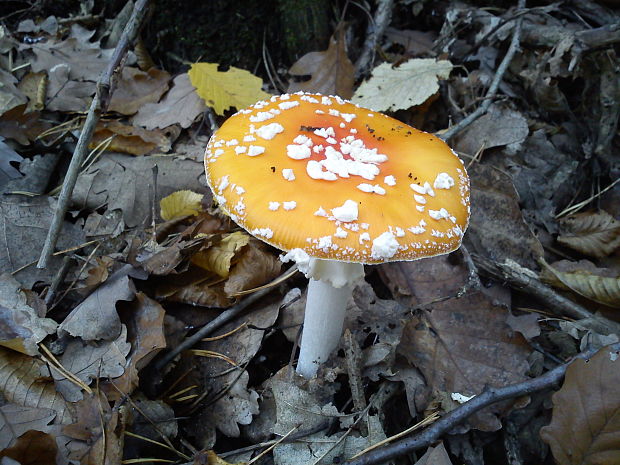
0;3;620;464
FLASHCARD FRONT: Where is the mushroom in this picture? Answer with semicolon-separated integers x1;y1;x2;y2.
204;92;470;378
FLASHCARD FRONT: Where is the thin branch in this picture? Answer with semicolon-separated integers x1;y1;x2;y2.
344;343;620;465
439;0;526;141
37;0;151;269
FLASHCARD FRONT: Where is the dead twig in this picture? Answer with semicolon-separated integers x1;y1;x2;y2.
344;343;620;465
37;0;151;269
439;0;526;141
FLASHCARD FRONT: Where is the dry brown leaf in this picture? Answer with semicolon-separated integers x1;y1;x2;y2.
558;210;620;258
24;24;114;82
466;163;544;269
58;270;136;341
540;346;620;465
541;260;620;308
192;231;251;278
415;442;454;465
72;153;205;229
103;293;166;399
160;189;204;221
0;430;57;465
52;326;130;402
0;195;85;288
193;450;241;465
0;273;57;356
61;392;123;464
132;73;206;129
0;69;27;114
16;71;47;112
223;239;282;296
0;104;49;144
45;63;95;112
108;67;171;115
0;347;72;424
384;27;437;56
287;25;354;98
0;403;56;449
397;292;530;431
90;120;174;155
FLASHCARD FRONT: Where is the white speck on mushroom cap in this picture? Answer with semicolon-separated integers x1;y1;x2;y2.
283;201;297;210
256;122;284;140
331;200;358;222
269;201;280;211
203;92;470;264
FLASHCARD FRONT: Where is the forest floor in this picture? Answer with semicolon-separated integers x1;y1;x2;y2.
0;0;619;464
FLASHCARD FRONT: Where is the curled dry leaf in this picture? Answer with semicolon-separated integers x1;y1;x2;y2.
191;231;251;278
90;120;174;155
0;273;57;356
557;210;620;258
352;58;453;112
160;190;204;221
288;25;355;98
540;260;620;308
540;346;620;465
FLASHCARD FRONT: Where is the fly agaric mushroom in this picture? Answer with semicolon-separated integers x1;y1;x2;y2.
204;92;470;378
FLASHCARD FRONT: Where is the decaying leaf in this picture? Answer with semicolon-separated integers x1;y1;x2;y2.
72;153;205;228
0;137;23;189
466;163;544;269
541;260;620;308
0;403;56;449
0;195;85;287
0;68;27;114
16;71;47;112
189;62;270;116
453;104;529;155
90;120;173;155
0;273;57;355
23;24;114;82
287;26;355;98
557;210;620;258
160;189;204;221
132;73;206;129
52;326;131;402
0;104;49;145
415;442;454;465
191;231;250;277
108;67;171;115
103;293;166;399
0;347;72;424
398;291;530;431
352;58;453;112
58;270;136;341
540;346;620;465
45;63;95;112
0;429;57;465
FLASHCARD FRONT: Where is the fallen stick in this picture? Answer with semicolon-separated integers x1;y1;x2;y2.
344;343;620;465
37;0;151;269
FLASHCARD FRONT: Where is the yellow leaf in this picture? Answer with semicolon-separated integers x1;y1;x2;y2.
160;190;204;221
191;231;250;277
188;63;270;115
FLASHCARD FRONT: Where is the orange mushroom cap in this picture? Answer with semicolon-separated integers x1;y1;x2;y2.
204;92;470;264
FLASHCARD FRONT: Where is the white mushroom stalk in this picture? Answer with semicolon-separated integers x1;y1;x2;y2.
290;258;364;378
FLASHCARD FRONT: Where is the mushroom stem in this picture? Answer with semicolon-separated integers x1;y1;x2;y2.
296;260;364;378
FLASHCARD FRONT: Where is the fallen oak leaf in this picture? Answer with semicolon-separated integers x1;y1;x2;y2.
0;430;57;465
132;73;206;129
90;120;175;155
189;63;270;116
108;67;171;115
288;25;354;98
0;404;56;449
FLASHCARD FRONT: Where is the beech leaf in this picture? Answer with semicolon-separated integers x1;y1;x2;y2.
352;58;453;112
160;190;204;221
558;210;620;258
189;63;270;116
540;346;620;465
191;231;250;278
